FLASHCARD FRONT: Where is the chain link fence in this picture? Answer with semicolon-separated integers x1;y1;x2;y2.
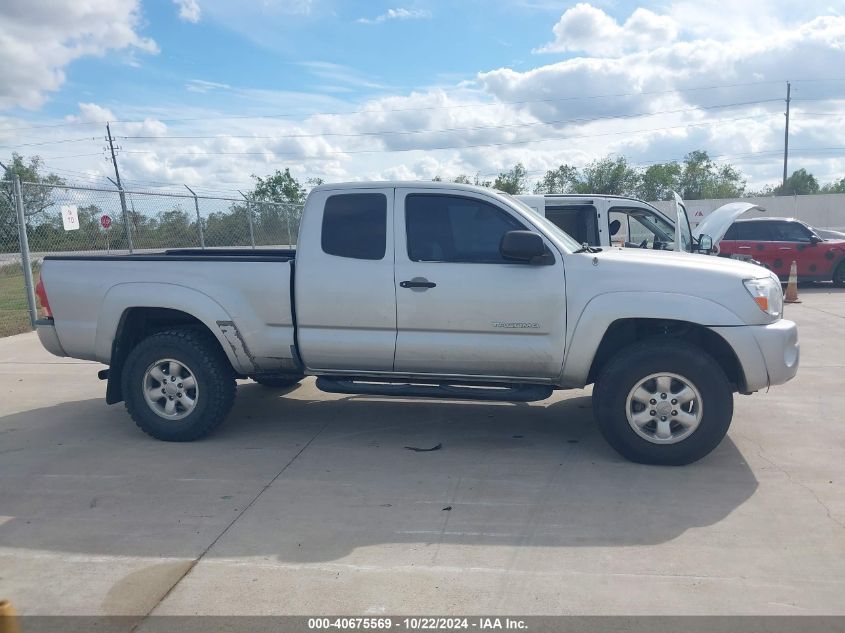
0;179;304;337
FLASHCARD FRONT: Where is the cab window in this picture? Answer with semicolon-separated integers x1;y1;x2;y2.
405;194;526;263
322;193;387;260
543;205;599;245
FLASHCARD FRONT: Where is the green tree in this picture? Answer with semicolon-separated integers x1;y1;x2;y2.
1;153;65;251
637;162;682;201
534;164;578;194
677;150;745;199
250;168;307;246
493;163;528;194
775;168;820;196
251;168;306;205
574;156;640;195
821;177;845;194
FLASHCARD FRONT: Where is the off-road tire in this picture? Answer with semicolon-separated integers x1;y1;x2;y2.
122;328;236;441
592;340;733;466
250;375;303;388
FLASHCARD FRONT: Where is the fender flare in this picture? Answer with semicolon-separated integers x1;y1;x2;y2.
96;282;255;374
560;291;745;387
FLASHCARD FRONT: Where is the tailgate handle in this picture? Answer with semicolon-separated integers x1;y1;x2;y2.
400;279;436;289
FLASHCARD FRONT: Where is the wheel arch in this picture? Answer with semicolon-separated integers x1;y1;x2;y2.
561;291;746;389
103;302;245;405
585;318;746;393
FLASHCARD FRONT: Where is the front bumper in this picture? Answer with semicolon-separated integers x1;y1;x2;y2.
35;319;68;358
710;319;799;393
751;319;799;387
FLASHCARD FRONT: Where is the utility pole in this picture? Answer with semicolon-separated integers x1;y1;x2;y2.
782;81;791;189
106;122;134;253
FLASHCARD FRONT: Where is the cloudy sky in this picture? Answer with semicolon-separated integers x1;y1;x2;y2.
0;0;844;195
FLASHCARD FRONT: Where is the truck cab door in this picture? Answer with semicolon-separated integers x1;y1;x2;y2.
392;188;566;379
294;188;397;371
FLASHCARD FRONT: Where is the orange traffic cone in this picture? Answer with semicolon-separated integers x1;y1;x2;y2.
0;600;20;633
784;260;801;304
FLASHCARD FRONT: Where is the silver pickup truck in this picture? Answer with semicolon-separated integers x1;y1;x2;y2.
34;181;799;465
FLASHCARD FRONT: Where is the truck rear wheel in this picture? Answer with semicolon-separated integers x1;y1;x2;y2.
592;340;733;465
122;328;236;442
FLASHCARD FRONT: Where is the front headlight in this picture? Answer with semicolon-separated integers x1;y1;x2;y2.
743;276;783;319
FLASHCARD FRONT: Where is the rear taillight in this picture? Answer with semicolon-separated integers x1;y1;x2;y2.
35;278;52;318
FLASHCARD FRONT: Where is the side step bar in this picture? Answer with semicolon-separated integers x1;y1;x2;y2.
316;377;553;402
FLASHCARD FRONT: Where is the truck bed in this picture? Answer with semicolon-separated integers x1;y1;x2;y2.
40;250;297;375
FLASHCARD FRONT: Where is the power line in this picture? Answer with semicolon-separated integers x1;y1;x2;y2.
114;99;783;142
39;152;105;160
0;137;98;150
0;78;829;134
119;113;776;158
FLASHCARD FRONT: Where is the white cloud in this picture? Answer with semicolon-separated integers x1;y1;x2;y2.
536;3;679;56
0;0;158;111
186;79;231;93
174;0;201;23
299;62;386;90
67;103;116;123
357;8;432;24
5;5;845;195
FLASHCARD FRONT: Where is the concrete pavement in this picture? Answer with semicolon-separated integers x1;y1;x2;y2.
0;287;844;618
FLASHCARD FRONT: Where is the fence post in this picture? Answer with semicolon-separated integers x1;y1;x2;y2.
13;177;38;328
107;176;134;253
238;191;256;249
284;203;292;247
184;185;205;249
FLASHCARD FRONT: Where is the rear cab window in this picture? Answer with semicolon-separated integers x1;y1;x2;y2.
321;193;387;260
544;205;598;245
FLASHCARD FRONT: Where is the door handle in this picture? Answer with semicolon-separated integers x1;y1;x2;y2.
400;279;436;289
738;246;751;250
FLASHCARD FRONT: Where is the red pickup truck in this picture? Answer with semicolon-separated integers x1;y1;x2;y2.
718;217;845;286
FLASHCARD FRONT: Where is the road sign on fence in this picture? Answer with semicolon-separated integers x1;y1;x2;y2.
100;214;112;229
60;205;79;231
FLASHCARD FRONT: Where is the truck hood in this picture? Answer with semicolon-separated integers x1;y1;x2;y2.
693;202;765;243
583;246;778;326
595;246;771;279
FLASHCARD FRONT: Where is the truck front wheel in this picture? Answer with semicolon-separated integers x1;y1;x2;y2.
122;328;236;441
592;340;733;465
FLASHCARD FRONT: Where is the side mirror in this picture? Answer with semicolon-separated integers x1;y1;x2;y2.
697;234;714;254
809;234;822;245
500;230;549;264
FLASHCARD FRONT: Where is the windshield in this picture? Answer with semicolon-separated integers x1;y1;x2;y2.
502;193;582;252
628;209;674;242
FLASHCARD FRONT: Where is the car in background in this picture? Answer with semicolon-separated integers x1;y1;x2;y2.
817;228;845;240
515;193;761;255
718;217;845;287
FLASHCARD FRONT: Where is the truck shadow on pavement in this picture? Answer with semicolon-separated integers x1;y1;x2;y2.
0;382;758;563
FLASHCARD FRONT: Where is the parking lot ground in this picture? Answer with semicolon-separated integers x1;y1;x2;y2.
1;286;844;620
